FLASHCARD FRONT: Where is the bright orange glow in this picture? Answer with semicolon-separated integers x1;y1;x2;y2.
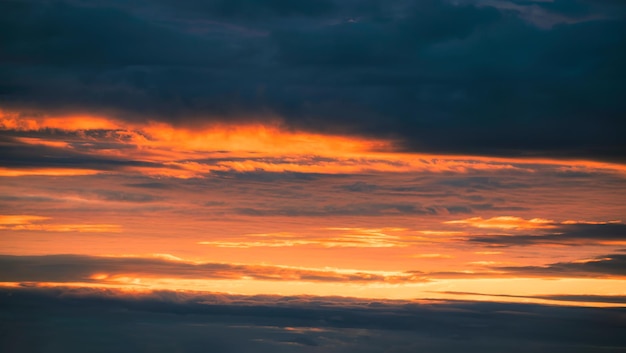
15;137;70;148
0;215;50;225
0;215;121;232
1;223;121;232
2;111;626;176
198;228;409;248
1;277;624;307
412;253;454;259
444;216;556;230
139;121;390;155
561;220;622;225
89;273;110;280
418;230;467;236
0;168;101;177
0;110;119;131
2;109;626;308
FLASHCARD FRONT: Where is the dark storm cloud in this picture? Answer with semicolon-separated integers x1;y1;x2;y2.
1;286;625;353
470;222;626;246
2;0;625;160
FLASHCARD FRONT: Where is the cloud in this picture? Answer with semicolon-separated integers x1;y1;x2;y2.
0;214;121;233
90;190;163;203
469;222;626;246
4;251;626;288
0;215;50;225
124;182;172;189
1;285;625;353
497;253;626;277
445;216;555;230
164;0;337;19
199;228;412;248
3;112;625;181
0;168;101;177
234;202;437;217
412;253;454;259
0;131;160;176
1;0;625;160
434;290;626;304
0;254;426;284
494;0;626;22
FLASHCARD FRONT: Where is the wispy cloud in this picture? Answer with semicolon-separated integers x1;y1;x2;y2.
444;216;556;230
469;222;626;247
0;215;121;233
412;253;454;259
497;254;626;278
433;290;626;305
3;112;626;180
0;254;427;284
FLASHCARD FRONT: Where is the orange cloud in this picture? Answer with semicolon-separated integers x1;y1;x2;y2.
0;168;101;177
0;253;426;284
0;214;121;233
444;216;556;230
561;220;622;225
417;230;467;236
198;228;411;248
14;137;70;149
0;110;119;131
0;215;51;225
412;253;454;259
474;251;503;255
3;110;626;177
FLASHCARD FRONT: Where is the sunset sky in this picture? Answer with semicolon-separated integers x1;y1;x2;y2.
1;0;626;351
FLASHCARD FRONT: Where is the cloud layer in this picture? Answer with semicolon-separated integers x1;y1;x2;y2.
1;286;625;353
2;0;625;159
2;251;625;289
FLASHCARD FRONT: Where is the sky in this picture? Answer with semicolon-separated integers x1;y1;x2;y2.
1;0;626;351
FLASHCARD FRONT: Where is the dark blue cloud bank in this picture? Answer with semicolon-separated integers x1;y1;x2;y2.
1;286;626;353
2;0;625;160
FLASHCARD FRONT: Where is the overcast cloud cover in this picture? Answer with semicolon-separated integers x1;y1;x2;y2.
2;0;625;159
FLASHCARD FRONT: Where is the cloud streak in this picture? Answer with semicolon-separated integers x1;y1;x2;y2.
469;222;626;246
498;253;626;278
0;215;121;233
3;252;626;290
0;254;427;284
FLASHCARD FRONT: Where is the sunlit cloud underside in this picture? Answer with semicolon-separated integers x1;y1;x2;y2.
1;112;625;307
